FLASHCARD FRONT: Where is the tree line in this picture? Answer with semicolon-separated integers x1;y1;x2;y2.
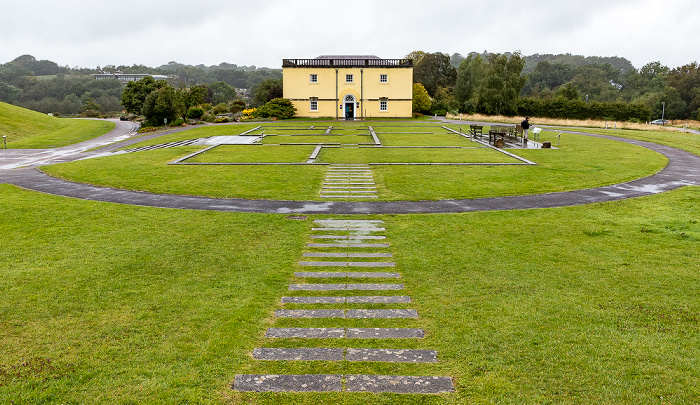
410;51;700;121
0;54;282;116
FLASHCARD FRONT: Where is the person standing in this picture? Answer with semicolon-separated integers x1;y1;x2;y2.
521;117;531;146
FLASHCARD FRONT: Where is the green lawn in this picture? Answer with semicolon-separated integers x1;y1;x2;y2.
317;146;518;164
43;127;667;201
261;135;374;145
0;101;115;148
186;145;317;163
565;127;700;157
1;184;698;404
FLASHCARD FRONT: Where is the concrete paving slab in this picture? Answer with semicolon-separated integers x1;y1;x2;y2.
345;349;437;363
298;261;349;267
281;296;345;304
346;296;412;304
346;328;424;339
275;309;344;318
253;348;344;361
347;253;393;258
265;328;345;338
348;262;396;267
306;243;390;248
310;235;386;239
346;309;418;318
295;271;349;277
346;283;404;290
303;252;347;258
233;374;342;392
345;375;453;393
344;272;400;278
289;284;347;291
311;228;385;232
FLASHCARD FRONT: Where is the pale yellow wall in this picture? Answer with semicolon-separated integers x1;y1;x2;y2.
283;66;413;118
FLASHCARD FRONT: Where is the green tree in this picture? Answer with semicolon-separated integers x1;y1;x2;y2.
477;53;526;115
556;83;580;101
121;76;167;115
667;62;700;118
405;50;427;65
412;83;431;114
251;78;283;107
176;84;206;122
142;86;179;126
257;98;296;119
207;81;238;105
413;52;457;96
0;82;22;103
229;99;246;114
455;54;486;112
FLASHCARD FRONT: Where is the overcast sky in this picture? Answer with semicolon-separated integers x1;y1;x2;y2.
2;0;698;70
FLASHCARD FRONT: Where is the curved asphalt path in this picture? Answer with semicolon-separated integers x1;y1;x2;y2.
0;120;698;214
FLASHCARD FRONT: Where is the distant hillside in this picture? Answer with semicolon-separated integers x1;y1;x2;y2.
0;101;114;148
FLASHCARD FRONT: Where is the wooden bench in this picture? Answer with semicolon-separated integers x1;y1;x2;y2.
469;125;483;139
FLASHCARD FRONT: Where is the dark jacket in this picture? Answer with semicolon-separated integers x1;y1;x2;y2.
521;119;530;130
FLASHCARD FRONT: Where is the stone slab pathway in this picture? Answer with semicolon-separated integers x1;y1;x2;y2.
235;219;453;394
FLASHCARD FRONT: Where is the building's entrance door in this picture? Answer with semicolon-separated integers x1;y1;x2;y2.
345;103;354;120
343;95;355;120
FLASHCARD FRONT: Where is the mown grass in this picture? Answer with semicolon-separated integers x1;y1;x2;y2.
1;184;698;404
565;127;700;157
43;147;326;200
42;124;667;201
261;135;374;145
0;101;115;148
187;145;317;163
317;146;517;164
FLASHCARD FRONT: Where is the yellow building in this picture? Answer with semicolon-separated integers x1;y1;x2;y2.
282;55;413;119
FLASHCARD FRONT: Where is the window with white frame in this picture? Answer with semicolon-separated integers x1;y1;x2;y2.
380;74;388;83
310;74;318;83
310;97;318;111
345;74;353;83
380;98;388;111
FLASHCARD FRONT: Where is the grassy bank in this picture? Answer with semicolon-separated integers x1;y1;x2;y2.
0;101;115;148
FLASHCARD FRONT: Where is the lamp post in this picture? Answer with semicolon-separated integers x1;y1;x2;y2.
3;135;6;149
661;102;666;125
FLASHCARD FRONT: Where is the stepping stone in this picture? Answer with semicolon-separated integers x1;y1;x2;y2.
233;374;342;392
303;253;392;258
345;349;438;363
275;309;344;318
314;220;384;226
347;253;393;258
346;296;412;304
346;309;418;318
310;235;386;239
346;328;424;339
306;243;390;248
281;296;345;304
265;328;345;338
295;272;400;278
289;284;347;291
346;283;403;290
289;283;403;291
253;348;344;361
348;262;396;267
311;227;385;232
298;261;348;267
345;375;454;393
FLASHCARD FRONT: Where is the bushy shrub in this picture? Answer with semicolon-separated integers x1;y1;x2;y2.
229;100;246;114
257;98;296;119
518;97;651;121
171;118;185;126
187;107;204;120
212;103;229;115
214;116;229;123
